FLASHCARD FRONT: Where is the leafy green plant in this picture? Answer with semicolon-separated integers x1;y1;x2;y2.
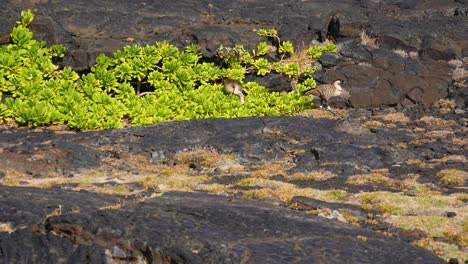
1;11;333;131
217;28;336;91
279;41;294;56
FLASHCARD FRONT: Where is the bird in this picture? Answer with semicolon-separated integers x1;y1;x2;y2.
223;78;245;104
304;79;350;110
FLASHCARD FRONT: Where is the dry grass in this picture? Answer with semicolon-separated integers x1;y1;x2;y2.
409;138;436;145
417;116;458;128
234;178;351;203
406;159;433;169
354;190;467;261
379;112;410;123
357;235;368;242
425;130;454;139
236;177;259;187
197;183;232;195
360;31;378;48
346;169;402;188
358;191;461;216
415;238;466;262
3;126;466;261
288;170;337;181
174;148;237;169
94;184;131;195
406;159;425;166
430;155;466;164
0;223;14;233
298;109;348;119
99;201;124;211
413;127;426;133
403;217;468;262
0;169;32;186
324;189;349;201
436;169;467;186
249;158;294;177
434;99;457;114
363;120;385;127
390;215;465;239
452;66;468;81
450;137;468;146
144;174;210;191
284;44;315;73
455;193;468;202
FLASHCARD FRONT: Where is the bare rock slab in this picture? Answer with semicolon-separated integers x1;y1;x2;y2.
0;187;443;264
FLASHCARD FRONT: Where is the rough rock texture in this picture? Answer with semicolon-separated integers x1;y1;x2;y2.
1;106;467;262
1;110;466;184
0;187;444;264
1;0;467;108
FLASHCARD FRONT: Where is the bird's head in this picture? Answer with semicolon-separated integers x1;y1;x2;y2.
334;79;344;90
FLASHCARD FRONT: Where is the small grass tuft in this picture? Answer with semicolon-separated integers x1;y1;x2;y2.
236;178;259;187
324;189;349;201
436;169;467;186
357;235;368;242
417;116;458;128
0;223;14;233
346;169;399;188
363;120;385;127
289;170;336;181
342;210;360;227
360;31;378;48
380;112;410;123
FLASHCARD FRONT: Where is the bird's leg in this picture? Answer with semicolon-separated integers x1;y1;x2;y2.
233;89;245;104
239;94;245;104
319;99;325;110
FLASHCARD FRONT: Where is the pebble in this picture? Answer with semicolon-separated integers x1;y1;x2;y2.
446;212;457;218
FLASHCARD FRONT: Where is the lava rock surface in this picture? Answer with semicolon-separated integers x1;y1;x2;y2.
1;106;466;263
0;187;444;264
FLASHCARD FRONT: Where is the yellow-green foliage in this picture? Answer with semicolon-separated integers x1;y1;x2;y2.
0;11;338;131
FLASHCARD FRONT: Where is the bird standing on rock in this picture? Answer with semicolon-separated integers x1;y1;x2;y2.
304;80;350;110
223;79;245;104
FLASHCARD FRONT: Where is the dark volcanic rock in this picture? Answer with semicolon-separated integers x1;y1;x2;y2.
1;110;466;262
0;229;106;264
0;187;444;264
1;115;465;184
325;55;452;107
1;0;467;107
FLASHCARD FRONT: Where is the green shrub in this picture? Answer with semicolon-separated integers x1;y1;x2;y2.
0;11;337;131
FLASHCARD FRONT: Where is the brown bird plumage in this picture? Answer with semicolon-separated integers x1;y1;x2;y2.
223;79;245;104
304;80;349;109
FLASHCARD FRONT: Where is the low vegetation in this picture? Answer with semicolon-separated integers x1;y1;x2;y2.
0;10;338;131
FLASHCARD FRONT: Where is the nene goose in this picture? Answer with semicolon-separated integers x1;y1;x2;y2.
223;79;245;104
304;80;349;109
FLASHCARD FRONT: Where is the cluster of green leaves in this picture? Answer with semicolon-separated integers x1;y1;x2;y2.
307;44;337;59
0;10;71;127
0;11;333;131
217;28;337;93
